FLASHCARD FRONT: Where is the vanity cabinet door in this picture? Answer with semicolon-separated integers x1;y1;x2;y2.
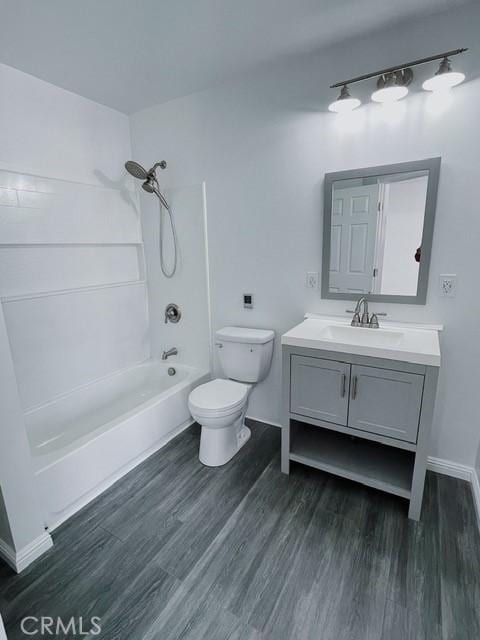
290;356;350;425
348;365;424;443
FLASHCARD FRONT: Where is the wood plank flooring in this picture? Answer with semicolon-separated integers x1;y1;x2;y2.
1;422;479;639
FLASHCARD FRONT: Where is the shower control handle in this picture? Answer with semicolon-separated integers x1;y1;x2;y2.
165;303;181;324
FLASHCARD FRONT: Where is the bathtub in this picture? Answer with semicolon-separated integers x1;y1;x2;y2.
24;360;209;529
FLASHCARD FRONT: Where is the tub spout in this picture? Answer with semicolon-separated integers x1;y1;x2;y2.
162;347;178;360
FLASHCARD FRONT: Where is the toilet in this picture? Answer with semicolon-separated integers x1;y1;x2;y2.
188;326;275;466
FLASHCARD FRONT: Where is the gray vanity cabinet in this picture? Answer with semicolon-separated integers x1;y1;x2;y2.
290;356;350;425
282;345;439;521
348;365;424;443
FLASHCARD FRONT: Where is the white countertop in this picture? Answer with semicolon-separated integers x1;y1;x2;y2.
281;314;441;367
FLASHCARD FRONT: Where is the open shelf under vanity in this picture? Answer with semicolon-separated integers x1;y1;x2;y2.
290;420;415;499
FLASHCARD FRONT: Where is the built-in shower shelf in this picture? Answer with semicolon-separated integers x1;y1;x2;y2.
1;279;146;303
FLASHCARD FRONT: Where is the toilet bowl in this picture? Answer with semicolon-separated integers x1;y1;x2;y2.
188;326;275;467
188;378;251;466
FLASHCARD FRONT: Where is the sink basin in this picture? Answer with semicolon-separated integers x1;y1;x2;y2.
318;324;404;348
281;315;441;366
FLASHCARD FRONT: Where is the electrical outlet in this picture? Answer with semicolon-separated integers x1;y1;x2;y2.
306;272;318;289
439;274;457;297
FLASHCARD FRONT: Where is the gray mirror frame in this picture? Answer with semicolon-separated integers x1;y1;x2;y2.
321;157;441;305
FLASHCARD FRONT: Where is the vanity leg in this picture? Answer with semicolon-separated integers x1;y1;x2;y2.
408;460;426;521
281;423;290;474
408;366;439;521
281;348;291;474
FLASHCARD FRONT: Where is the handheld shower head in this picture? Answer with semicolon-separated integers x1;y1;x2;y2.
142;176;156;194
125;160;148;180
142;177;170;210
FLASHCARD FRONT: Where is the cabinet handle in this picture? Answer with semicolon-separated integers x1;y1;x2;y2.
352;375;358;400
341;373;346;397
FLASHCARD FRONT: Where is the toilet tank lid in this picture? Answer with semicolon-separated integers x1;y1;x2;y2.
216;326;275;344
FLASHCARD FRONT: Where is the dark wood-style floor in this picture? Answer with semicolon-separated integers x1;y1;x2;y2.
1;422;479;639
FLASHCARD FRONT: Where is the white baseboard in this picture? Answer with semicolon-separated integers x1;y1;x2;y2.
426;456;473;481
427;456;480;532
0;532;53;574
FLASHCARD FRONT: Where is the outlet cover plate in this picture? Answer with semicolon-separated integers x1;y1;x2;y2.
306;272;319;289
439;274;457;297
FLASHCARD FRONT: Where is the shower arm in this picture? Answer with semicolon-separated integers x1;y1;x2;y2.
150;161;167;173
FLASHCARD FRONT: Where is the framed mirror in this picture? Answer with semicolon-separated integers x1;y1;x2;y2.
322;158;441;304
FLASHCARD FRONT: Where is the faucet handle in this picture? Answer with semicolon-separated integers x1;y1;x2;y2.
369;314;379;329
165;303;181;324
351;312;362;327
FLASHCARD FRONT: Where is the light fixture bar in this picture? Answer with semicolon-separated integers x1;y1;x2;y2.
330;48;467;89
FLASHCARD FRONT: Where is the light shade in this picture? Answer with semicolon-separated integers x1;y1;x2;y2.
371;85;408;103
423;57;465;91
371;71;410;103
328;85;361;113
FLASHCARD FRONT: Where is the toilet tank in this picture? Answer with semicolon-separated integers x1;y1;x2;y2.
215;327;275;383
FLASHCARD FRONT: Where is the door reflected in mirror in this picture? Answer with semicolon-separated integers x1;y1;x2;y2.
322;159;440;304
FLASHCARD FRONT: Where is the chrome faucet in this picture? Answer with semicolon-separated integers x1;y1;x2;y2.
349;296;385;328
351;297;369;327
161;347;178;360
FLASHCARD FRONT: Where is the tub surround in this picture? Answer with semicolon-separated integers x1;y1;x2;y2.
0;66;213;565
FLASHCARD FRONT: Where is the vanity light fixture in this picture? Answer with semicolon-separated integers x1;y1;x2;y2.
422;57;465;91
328;47;467;113
328;84;361;112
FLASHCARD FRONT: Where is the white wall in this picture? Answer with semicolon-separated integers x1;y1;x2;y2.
0;64;141;557
130;2;480;467
380;177;426;295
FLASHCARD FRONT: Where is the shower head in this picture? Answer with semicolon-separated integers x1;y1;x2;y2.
125;160;149;180
125;159;170;209
125;160;167;181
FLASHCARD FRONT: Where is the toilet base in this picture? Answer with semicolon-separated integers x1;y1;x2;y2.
199;421;251;467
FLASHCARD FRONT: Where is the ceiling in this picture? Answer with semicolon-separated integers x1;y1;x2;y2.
0;0;470;114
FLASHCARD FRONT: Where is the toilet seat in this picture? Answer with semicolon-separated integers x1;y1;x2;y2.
188;379;250;417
